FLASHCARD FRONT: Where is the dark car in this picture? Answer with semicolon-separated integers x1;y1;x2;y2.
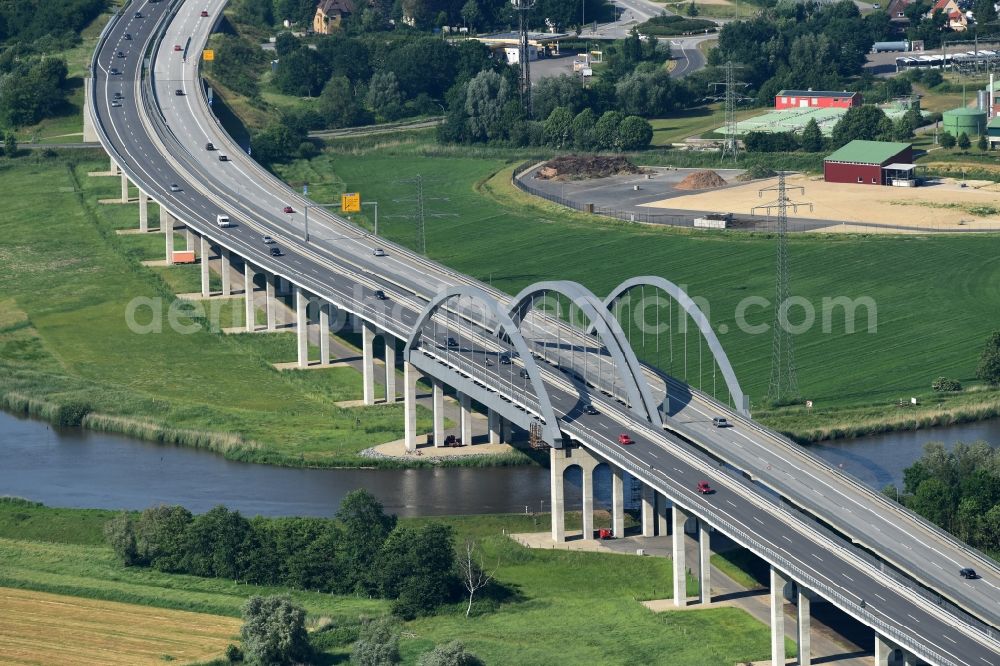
445;337;459;348
218;155;228;161
583;404;599;415
269;246;282;257
110;100;122;108
200;9;209;16
124;33;132;40
205;142;215;150
109;67;121;75
134;11;143;18
374;289;388;301
174;89;184;96
174;44;183;52
116;50;125;58
282;206;294;213
499;354;511;365
960;567;978;579
518;368;529;379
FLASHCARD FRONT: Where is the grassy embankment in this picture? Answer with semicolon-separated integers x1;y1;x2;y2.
274;137;1000;441
0;499;788;664
0;151;493;468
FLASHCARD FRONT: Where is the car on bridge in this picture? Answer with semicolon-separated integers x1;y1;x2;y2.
205;142;215;150
372;248;386;257
283;206;294;214
960;567;978;579
269;246;282;257
174;89;184;96
261;235;274;244
200;9;209;16
169;184;181;192
173;45;182;51
697;480;713;494
445;337;459;348
583;404;599;415
374;290;388;301
712;417;730;428
499;354;511;365
218;155;229;161
124;33;132;40
109;67;120;75
134;11;143;18
617;433;633;446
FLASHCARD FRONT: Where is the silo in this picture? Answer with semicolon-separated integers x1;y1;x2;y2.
978;89;989;111
943;107;987;137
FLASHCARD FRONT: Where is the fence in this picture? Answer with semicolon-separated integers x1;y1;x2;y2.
511;162;1000;235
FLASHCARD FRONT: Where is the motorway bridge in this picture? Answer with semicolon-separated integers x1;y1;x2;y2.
84;1;1000;663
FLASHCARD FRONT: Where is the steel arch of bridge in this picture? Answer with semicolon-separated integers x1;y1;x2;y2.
604;276;750;416
404;285;563;445
506;280;663;427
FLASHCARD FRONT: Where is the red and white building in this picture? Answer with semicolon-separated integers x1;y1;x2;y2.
774;90;862;110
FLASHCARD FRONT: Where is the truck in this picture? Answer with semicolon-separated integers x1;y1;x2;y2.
216;214;232;227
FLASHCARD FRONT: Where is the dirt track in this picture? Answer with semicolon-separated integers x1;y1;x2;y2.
641;173;1000;232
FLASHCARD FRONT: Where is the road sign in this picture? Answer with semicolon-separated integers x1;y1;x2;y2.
341;192;360;213
202;49;214;61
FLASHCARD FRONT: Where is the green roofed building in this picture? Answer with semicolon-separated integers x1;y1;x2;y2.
823;140;914;186
988;116;1000;148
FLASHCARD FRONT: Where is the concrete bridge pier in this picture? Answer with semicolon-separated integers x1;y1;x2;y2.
199;236;211;297
797;586;811;666
109;156;120;176
219;249;232;296
403;360;419;452
672;504;687;606
771;566;787;666
138;191;149;232
487;408;500;444
641;484;655;537
185;227;196;253
243;263;256;332
459;393;472;445
383;334;397;402
265;273;277;330
657;492;669;536
319;303;331;364
362;320;376;405
432;379;445;446
611;464;625;538
296;286;308;367
120;172;129;202
698;521;711;604
874;634;893;666
160;208;174;265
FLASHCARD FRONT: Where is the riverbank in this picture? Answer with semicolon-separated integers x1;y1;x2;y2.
0;499;783;664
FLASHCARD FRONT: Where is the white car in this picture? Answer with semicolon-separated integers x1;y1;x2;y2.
261;235;275;244
372;248;386;257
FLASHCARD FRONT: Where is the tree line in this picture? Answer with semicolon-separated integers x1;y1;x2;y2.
104;490;462;618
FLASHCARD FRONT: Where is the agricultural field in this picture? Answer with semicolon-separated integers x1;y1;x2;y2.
277;138;1000;418
0;152;435;468
0;587;239;665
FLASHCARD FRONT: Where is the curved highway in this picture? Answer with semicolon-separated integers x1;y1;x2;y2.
90;2;1000;664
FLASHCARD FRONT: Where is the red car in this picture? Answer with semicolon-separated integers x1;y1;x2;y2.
697;480;713;494
173;44;182;51
283;206;294;213
617;433;633;446
200;10;209;16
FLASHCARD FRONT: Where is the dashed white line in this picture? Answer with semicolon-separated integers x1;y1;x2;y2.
842;573;854;582
752;516;764;525
906;613;919;623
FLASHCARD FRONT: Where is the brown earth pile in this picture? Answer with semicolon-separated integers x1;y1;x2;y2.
675;170;727;190
534;155;641;180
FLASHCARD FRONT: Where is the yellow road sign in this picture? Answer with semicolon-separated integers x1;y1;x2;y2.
341;192;361;213
202;49;214;61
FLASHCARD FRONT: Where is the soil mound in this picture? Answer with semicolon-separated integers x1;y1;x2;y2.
675;170;727;190
535;155;640;181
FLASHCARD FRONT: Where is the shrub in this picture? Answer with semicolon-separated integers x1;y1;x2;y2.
225;643;244;662
931;377;962;392
939;132;955;149
418;641;484;666
241;595;310;666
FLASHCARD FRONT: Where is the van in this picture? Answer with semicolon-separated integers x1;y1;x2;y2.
216;214;232;227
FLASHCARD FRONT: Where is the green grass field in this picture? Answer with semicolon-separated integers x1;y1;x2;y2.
277;139;1000;420
0;152;436;467
0;500;786;665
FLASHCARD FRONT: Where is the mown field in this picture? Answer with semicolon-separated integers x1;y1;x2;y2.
0;152;437;467
276;139;1000;420
0;587;240;666
0;501;786;665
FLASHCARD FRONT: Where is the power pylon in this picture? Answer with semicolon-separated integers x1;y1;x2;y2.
511;0;535;117
390;174;455;255
707;61;750;162
752;172;812;404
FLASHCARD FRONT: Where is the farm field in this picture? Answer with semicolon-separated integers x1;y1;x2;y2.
278;140;1000;414
0;587;239;665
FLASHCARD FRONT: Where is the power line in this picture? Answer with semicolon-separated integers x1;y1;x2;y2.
389;174;455;255
707;61;751;162
752;172;812;404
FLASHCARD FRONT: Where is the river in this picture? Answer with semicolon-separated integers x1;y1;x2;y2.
0;410;997;517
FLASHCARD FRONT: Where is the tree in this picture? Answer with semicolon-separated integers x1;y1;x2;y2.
532;74;587;121
571;108;596;150
182;506;250;579
134;505;192;571
336;489;397;594
974;0;997;24
104;512;138;566
892;116;914;141
366;71;405;122
252;122;302;164
351;617;400;666
273;47;329;96
4;132;16;156
910;477;954;529
274;32;298;58
241;595;310;666
593;110;625;150
685;1;699;16
543;106;574;148
976;330;1000;385
319;76;362;128
939;131;955;149
464;69;512;142
418;641;484;666
831;105;893;146
458;540;498;618
801;117;823;152
957;131;970;150
460;0;481;30
377;523;456;619
977;134;989;152
617;115;653;150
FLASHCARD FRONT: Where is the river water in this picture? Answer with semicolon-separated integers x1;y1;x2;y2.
0;410;997;517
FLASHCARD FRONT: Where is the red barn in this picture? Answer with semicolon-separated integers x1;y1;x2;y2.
824;140;914;185
775;90;862;110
